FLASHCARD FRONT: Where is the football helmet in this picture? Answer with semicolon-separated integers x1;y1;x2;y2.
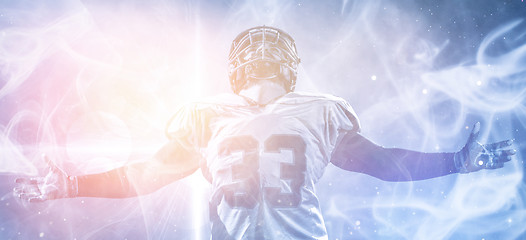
228;26;301;94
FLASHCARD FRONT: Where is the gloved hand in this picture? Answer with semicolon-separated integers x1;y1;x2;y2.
454;122;516;173
13;154;78;202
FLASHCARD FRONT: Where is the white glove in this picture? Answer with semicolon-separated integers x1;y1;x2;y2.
454;122;516;173
13;154;78;202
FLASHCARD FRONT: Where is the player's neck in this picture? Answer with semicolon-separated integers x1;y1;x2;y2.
238;80;287;106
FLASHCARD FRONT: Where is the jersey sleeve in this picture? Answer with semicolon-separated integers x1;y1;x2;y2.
165;103;211;154
327;97;360;162
331;97;360;133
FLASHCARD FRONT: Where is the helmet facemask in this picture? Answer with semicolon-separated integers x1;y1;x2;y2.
229;26;300;94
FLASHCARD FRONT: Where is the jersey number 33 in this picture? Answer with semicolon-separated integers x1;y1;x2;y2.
218;134;307;208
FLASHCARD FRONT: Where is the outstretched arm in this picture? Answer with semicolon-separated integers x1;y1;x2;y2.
14;139;200;202
331;123;515;182
76;139;200;198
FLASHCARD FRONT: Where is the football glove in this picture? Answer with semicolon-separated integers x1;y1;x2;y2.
454;122;516;173
13;154;78;202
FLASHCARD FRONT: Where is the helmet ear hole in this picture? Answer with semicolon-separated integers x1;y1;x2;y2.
244;64;253;76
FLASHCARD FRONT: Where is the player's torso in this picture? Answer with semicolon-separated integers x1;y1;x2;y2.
196;92;349;240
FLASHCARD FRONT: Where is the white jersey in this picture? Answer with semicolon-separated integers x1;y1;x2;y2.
166;92;360;240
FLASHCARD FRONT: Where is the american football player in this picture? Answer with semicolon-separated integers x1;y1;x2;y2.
14;26;515;240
